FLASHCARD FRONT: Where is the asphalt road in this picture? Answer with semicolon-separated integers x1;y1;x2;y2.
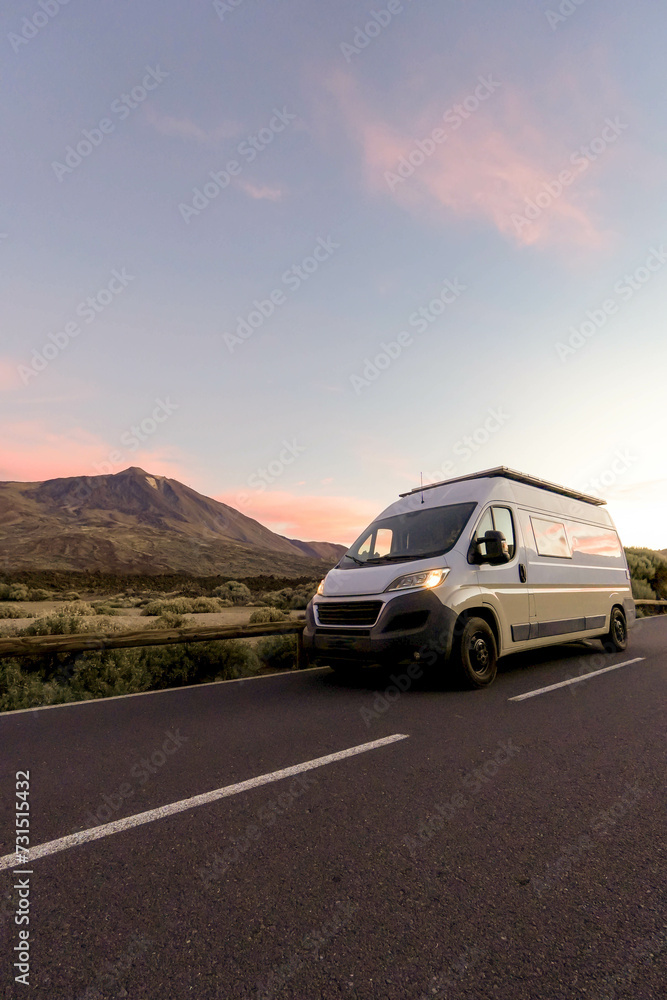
0;616;665;999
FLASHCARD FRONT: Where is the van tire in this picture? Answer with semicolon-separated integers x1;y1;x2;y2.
456;617;498;688
603;607;628;652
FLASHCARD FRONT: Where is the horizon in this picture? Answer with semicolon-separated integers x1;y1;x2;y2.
1;463;663;553
2;1;666;549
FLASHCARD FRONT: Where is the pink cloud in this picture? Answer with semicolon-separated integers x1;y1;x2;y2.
216;489;378;544
328;73;607;249
144;107;239;144
0;420;189;484
237;179;285;201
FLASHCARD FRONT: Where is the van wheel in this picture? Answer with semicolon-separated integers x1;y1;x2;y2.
456;617;497;688
603;607;627;652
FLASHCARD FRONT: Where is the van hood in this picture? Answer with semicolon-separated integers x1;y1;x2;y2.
320;559;448;597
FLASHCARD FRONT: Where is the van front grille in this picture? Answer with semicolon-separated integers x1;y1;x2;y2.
315;601;383;627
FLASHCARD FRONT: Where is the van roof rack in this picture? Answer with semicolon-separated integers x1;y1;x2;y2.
400;466;606;505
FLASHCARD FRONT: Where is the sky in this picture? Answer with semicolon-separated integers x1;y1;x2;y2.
1;0;666;549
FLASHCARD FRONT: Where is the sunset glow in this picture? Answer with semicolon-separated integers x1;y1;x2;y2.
2;0;665;549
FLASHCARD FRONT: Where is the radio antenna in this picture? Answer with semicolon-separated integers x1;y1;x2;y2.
420;472;424;503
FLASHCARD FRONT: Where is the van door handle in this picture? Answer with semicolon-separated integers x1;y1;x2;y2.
519;564;527;583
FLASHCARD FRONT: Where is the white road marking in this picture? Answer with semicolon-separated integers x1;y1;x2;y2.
0;734;409;871
509;657;645;702
0;664;330;717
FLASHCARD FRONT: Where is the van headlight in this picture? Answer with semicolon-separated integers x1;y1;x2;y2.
317;578;326;595
385;568;449;592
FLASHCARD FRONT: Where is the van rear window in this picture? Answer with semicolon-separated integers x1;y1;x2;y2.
568;524;622;557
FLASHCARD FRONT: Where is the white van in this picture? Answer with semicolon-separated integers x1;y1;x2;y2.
304;467;635;687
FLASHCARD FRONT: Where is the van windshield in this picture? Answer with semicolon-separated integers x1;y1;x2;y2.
339;502;477;568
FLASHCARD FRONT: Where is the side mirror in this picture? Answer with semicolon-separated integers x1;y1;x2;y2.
476;530;510;564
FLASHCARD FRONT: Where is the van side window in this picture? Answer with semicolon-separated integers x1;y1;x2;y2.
473;507;516;560
531;516;571;558
492;507;516;558
473;509;494;558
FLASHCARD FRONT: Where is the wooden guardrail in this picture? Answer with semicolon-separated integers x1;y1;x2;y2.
0;599;665;663
0;620;307;664
634;599;667;614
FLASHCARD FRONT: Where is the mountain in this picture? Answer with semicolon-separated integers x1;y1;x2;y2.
279;537;349;563
0;467;347;576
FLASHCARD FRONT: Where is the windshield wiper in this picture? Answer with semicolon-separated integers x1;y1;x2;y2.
343;553;364;565
364;554;416;564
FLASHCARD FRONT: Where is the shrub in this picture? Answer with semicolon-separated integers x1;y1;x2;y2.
211;581;252;605
28;589;52;602
259;589;289;609
91;604;121;616
0;659;64;712
262;590;280;608
145;612;189;629
292;583;317;609
141;597;231;616
139;639;260;689
653;562;667;600
248;607;289;624
0;635;261;712
626;548;667;600
108;597;142;608
259;583;316;611
192;597;231;612
0;607;36;619
50;648;148;702
63;601;96;616
142;598;192;616
19;611;100;636
0;584;31;601
256;635;297;671
631;578;656;600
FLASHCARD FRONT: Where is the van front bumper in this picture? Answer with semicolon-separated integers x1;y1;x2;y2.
303;590;458;668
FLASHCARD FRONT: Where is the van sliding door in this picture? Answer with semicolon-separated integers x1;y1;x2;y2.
517;509;611;639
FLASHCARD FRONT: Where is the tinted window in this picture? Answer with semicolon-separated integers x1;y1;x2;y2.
474;507;516;559
475;509;494;538
473;509;494;559
492;507;516;558
568;523;622;557
531;516;571;558
357;526;392;559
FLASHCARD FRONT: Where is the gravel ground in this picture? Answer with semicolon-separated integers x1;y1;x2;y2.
0;603;306;635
